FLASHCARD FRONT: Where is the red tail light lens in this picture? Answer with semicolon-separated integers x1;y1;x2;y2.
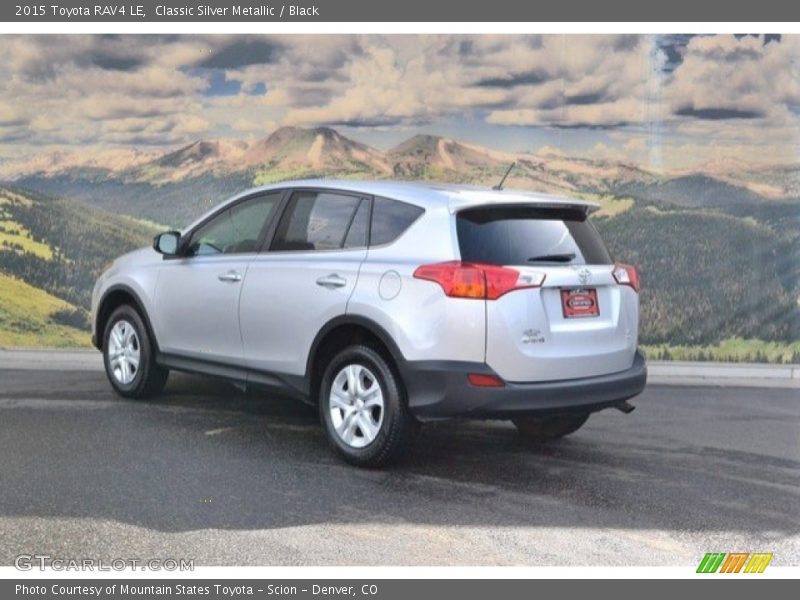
612;263;640;292
413;261;545;300
413;261;485;299
467;373;505;387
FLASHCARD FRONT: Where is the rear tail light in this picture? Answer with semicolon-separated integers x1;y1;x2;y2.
413;261;545;300
467;373;505;387
612;263;640;292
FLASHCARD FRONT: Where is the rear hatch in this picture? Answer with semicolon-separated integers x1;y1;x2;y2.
457;204;639;382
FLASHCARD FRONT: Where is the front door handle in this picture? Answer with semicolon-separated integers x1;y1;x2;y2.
316;274;347;289
218;270;243;283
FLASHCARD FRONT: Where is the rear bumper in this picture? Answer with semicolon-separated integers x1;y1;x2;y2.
402;350;647;420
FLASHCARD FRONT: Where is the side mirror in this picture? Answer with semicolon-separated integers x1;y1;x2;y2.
153;231;181;257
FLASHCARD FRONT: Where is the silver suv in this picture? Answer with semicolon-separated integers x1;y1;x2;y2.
92;180;647;466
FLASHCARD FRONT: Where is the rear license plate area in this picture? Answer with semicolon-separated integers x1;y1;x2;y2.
561;288;599;318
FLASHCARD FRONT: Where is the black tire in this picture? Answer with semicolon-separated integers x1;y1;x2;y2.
512;413;590;443
102;305;168;399
319;344;418;468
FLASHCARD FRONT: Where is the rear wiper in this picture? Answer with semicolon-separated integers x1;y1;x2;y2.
527;253;576;263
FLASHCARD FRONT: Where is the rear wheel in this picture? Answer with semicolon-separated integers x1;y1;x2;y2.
512;413;589;443
319;345;418;467
103;305;168;399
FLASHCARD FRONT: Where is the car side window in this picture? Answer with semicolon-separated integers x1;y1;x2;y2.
188;210;233;256
271;191;366;252
370;197;424;246
187;193;279;256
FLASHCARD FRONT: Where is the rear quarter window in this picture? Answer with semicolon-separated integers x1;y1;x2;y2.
370;197;424;246
456;206;612;266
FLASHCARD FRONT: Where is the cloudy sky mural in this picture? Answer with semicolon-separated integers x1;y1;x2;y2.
0;33;797;170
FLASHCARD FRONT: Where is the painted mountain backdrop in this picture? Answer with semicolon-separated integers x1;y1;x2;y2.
1;126;798;361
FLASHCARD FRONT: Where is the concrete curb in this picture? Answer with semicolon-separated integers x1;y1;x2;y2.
647;361;799;389
0;348;102;371
1;348;798;389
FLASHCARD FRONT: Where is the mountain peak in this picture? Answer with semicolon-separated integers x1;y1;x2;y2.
151;139;247;170
389;134;510;174
267;125;342;142
389;134;447;155
406;133;446;144
239;125;391;174
268;125;305;139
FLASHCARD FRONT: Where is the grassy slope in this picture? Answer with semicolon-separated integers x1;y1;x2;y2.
0;191;53;259
0;272;89;347
580;193;635;217
0;219;53;259
0;184;159;308
643;337;800;364
0;185;159;347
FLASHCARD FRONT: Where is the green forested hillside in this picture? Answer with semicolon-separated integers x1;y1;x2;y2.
0;182;798;359
596;204;799;345
14;173;253;228
612;175;775;207
0;186;159;343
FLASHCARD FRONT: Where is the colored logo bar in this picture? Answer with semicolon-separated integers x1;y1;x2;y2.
697;553;773;573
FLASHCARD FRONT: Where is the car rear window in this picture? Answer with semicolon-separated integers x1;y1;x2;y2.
370;197;424;246
456;205;612;266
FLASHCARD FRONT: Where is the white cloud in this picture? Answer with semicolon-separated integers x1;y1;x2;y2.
0;34;797;170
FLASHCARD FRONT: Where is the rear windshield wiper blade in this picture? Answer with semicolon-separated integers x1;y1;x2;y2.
527;253;576;263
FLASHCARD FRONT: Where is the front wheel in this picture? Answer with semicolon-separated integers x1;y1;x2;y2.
512;413;589;443
319;345;418;467
103;305;169;399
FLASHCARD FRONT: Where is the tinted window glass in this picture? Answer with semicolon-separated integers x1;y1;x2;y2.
228;195;279;253
272;192;362;251
456;206;612;266
189;211;233;256
188;193;279;256
343;198;369;249
370;197;424;246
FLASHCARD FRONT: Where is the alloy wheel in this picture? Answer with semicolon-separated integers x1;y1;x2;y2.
107;319;140;385
329;364;385;448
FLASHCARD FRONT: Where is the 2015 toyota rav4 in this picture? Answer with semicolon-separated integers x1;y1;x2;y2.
91;180;647;467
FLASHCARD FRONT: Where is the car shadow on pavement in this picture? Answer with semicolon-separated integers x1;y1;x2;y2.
0;369;798;544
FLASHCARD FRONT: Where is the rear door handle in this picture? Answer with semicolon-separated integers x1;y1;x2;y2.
316;274;347;289
218;270;242;283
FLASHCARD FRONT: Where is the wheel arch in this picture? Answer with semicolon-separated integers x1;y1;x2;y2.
304;315;407;404
95;284;159;353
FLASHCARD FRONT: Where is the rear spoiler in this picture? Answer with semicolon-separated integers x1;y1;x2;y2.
454;202;599;222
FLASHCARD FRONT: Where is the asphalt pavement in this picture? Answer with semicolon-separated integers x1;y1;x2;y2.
0;366;797;566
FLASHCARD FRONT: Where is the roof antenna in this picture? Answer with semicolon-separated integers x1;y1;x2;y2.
493;162;515;190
